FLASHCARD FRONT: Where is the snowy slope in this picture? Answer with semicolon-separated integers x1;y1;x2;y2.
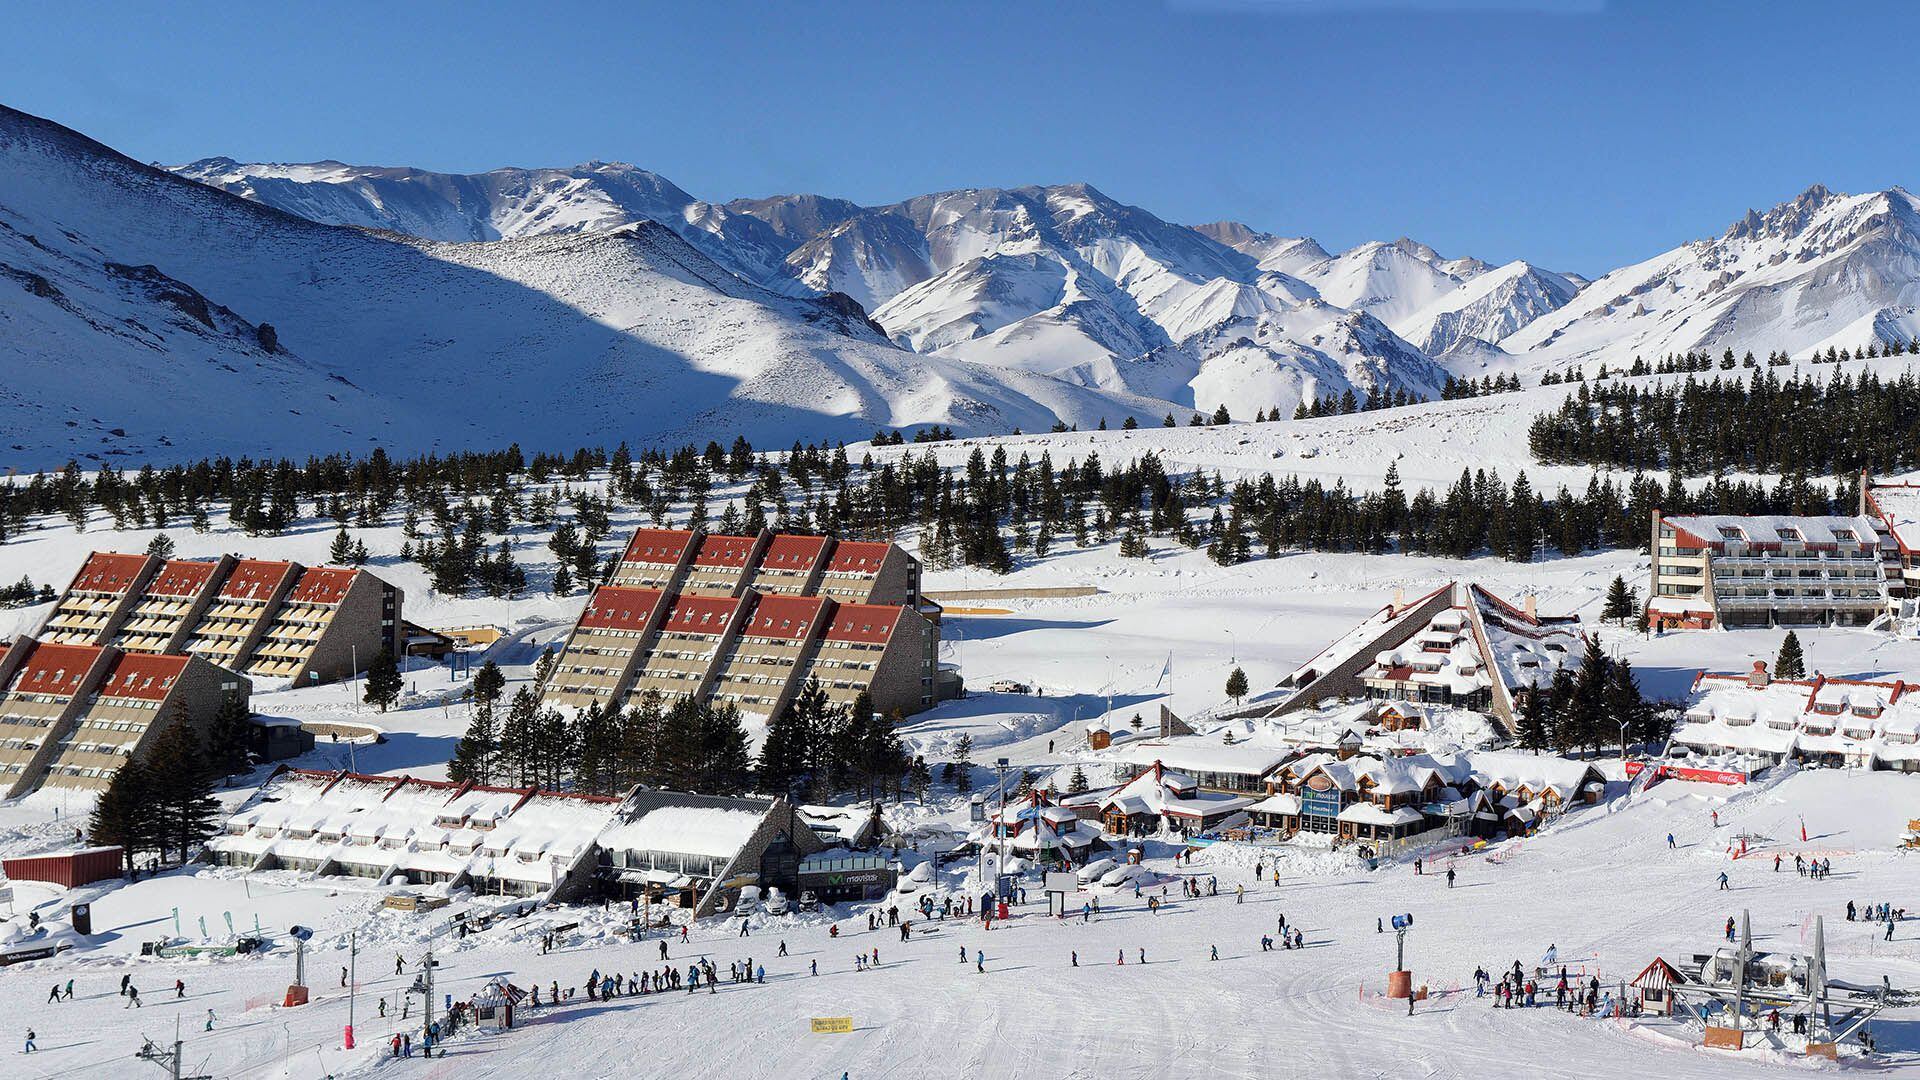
1398;260;1581;356
173;156;802;288
2;106;1178;467
1505;184;1920;367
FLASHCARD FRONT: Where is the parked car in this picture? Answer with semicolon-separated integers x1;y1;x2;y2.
935;842;980;866
1075;858;1118;885
797;890;820;912
1098;863;1151;888
764;888;790;915
734;885;761;914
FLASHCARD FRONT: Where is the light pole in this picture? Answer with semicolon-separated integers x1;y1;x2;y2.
345;930;357;1050
1618;719;1631;763
995;757;1010;887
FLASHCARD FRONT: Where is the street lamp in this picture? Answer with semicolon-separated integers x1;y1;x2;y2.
1618;719;1631;763
995;757;1010;887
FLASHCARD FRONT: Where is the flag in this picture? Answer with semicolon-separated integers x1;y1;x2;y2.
1155;652;1173;689
1800;816;1807;842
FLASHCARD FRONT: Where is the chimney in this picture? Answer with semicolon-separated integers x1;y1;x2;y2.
1523;595;1537;620
1747;660;1769;689
1392;586;1405;608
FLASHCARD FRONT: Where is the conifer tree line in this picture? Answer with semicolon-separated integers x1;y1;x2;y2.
1512;636;1671;756
447;662;920;803
18;349;1914;586
1529;368;1920;478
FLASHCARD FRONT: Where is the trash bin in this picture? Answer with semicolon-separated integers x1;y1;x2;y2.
71;902;92;936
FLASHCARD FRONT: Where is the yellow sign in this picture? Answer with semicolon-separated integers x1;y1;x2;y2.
810;1017;853;1034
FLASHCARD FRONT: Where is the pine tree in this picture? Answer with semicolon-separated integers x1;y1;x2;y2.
1516;689;1549;753
448;692;500;785
1068;765;1089;794
329;525;355;564
1600;575;1637;625
204;689;253;776
145;710;220;864
1775;631;1807;679
90;759;157;871
362;650;403;712
757;691;813;793
551;562;574;596
952;733;975;794
1225;666;1249;705
144;532;175;560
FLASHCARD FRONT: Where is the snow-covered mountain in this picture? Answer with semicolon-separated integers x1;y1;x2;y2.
1;106;1177;469
136;128;1920;446
168;159;1558;417
1506;184;1920;365
172;157;803;288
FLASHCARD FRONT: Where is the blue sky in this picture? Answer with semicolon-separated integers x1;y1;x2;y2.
1;1;1909;274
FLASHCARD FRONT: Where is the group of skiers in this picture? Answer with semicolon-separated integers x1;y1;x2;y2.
1846;900;1904;940
1475;962;1618;1017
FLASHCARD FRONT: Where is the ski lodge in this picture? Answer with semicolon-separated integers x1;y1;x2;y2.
1647;511;1892;631
35;550;403;686
543;526;946;722
0;638;251;799
1234;582;1582;737
1670;662;1920;772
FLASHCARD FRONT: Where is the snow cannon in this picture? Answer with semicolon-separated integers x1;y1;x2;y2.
1386;913;1414;998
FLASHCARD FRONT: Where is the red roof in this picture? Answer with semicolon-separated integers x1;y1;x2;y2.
660;594;743;635
693;534;757;568
146;559;220;598
68;552;150;595
577;587;665;632
759;533;828;569
289;566;360;604
826;541;892;574
10;643;104;697
221;559;295;601
823;602;904;645
622;529;694;566
96;653;190;702
738;594;828;640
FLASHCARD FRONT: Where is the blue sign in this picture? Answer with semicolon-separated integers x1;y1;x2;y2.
1302;788;1340;820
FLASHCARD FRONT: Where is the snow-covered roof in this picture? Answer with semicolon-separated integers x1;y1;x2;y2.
1336;802;1425;827
1465;751;1604;793
1663;513;1883;548
1106;737;1291;777
600;804;767;859
1676;670;1920;766
1867;483;1920;554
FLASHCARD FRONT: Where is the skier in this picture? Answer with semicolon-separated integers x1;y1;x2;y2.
46;985;59;1004
1445;867;1456;889
1072;950;1078;967
23;1029;34;1054
811;959;818;976
660;939;670;959
396;954;405;976
341;966;349;988
126;984;141;1008
62;980;72;1001
205;1008;215;1032
174;978;185;999
1210;945;1218;961
1666;833;1675;849
975;949;984;974
1717;871;1730;891
1711;810;1719;828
